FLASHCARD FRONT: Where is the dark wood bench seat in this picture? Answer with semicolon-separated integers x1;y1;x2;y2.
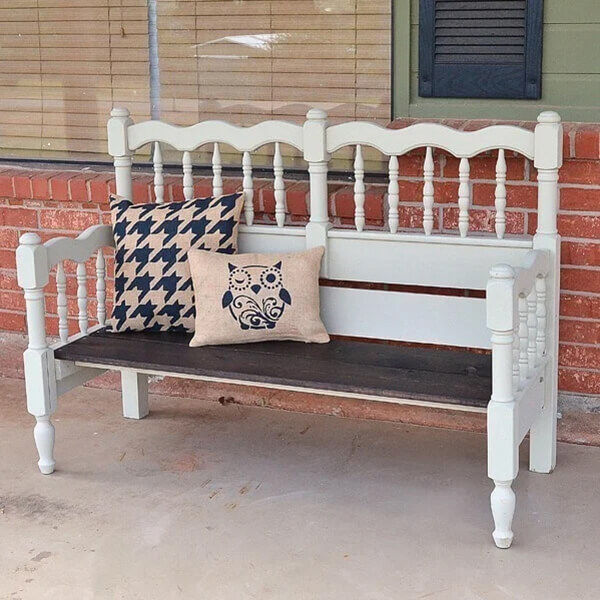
54;329;492;410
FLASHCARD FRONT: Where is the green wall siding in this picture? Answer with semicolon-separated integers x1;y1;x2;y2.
393;0;600;122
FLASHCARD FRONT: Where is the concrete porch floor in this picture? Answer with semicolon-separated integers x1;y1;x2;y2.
1;377;599;600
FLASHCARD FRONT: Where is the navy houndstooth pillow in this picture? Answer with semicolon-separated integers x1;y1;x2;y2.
108;192;244;333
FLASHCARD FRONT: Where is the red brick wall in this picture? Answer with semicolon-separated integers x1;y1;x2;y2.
1;119;599;397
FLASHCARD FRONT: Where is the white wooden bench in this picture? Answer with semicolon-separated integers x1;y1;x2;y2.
16;108;563;549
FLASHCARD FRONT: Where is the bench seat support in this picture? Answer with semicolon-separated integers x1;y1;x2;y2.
121;370;150;420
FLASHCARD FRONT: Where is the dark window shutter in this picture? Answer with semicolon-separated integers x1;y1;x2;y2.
419;0;543;99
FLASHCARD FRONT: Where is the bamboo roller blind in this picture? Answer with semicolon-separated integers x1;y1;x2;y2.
158;0;391;168
158;0;391;126
0;0;391;161
0;0;150;160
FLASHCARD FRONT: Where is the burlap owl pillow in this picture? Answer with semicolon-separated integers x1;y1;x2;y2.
109;192;244;333
188;246;330;346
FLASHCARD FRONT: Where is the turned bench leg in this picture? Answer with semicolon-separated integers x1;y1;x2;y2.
121;370;149;419
34;415;56;475
490;479;516;549
488;400;518;549
487;386;518;547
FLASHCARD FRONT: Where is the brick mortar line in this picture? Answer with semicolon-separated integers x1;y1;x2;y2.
561;265;600;271
560;365;600;375
559;183;600;189
560;315;600;323
558;210;600;217
562;237;600;243
560;290;600;298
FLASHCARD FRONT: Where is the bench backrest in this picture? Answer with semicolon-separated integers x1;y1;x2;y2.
107;109;562;351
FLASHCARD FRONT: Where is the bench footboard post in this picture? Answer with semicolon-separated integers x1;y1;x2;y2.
529;111;562;474
17;233;57;474
121;370;150;419
487;264;519;548
529;235;559;474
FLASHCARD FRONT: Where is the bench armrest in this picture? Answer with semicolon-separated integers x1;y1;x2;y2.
486;249;550;404
17;225;115;349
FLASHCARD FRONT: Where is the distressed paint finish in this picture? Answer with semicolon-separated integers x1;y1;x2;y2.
19;108;562;551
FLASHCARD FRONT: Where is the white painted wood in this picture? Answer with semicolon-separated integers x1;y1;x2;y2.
76;262;88;335
529;234;560;474
242;151;254;225
534;112;562;237
152;142;164;204
34;415;55;475
45;224;114;269
422;147;434;235
22;344;56;417
182;150;193;200
238;225;305;255
321;286;490;349
56;262;68;344
121;370;149;419
527;288;538;370
17;232;52;354
458;157;471;237
212;142;223;197
273;142;286;227
487;265;516;404
518;295;528;388
515;362;546;444
95;249;106;327
485;248;554;503
326;121;535;159
56;364;106;397
17;233;58;474
107;107;134;199
512;325;520;393
494;149;507;239
486;264;518;549
491;480;515;549
387;155;399;233
353;144;365;232
513;249;550;295
528;113;561;476
535;275;547;360
55;356;97;380
327;231;532;291
128;119;304;153
304;109;331;276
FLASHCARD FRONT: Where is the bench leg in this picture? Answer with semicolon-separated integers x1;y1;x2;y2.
34;415;56;475
487;400;518;549
490;479;515;549
529;365;557;474
23;345;57;475
121;371;149;420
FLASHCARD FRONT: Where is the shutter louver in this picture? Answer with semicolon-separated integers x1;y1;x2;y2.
419;0;543;99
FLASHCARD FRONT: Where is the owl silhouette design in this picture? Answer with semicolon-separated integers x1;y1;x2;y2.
222;261;292;330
